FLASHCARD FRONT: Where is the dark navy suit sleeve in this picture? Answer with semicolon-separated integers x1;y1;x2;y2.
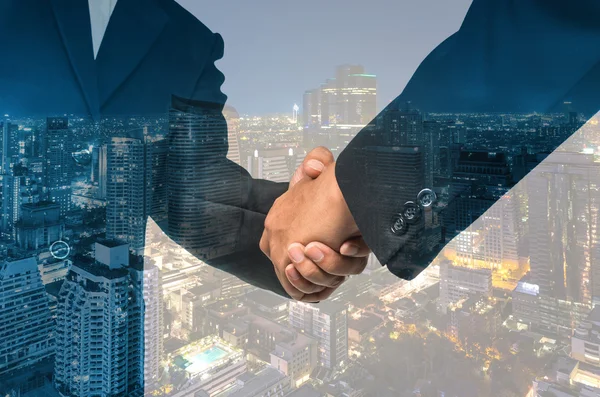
176;32;289;297
335;36;458;281
335;0;600;281
190;33;288;215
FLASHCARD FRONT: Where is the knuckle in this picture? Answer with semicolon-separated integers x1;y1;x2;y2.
294;277;324;294
286;287;303;301
263;215;272;231
259;238;268;255
329;276;345;288
315;146;333;158
351;258;368;275
321;258;342;275
316;289;334;301
359;257;368;269
307;146;334;163
303;266;320;281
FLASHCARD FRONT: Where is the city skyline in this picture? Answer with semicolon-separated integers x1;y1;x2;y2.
2;60;600;396
4;0;600;395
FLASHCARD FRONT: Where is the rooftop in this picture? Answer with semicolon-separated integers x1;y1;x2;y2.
74;258;127;279
21;201;59;210
226;368;287;397
248;314;288;335
286;384;321;397
348;313;383;333
273;333;316;356
458;150;507;163
186;282;219;297
312;300;347;315
246;289;288;308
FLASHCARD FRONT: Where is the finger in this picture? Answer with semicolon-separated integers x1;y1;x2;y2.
288;243;345;288
285;264;328;294
261;233;306;300
305;242;368;276
290;147;335;188
300;282;345;303
289;163;307;188
302;146;334;179
289;157;325;188
340;236;371;257
273;259;306;301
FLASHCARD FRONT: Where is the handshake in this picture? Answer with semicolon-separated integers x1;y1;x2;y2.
260;147;370;302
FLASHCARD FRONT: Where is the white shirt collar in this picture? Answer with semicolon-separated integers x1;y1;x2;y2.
88;0;118;59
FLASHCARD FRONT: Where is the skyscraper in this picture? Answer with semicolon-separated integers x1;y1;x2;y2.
1;165;39;241
1;118;19;239
528;152;600;303
302;88;321;130
106;137;146;253
91;144;108;200
319;78;336;127
0;173;17;240
44;117;71;217
444;151;516;278
381;102;423;146
438;261;493;314
54;242;144;397
140;260;163;392
15;201;64;251
1;117;18;175
302;65;377;149
422;120;444;187
518;151;600;337
105;131;167;253
292;103;299;124
448;294;501;345
270;333;318;388
288;301;348;369
302;88;322;148
144;137;168;223
334;65;377;126
448;150;512;240
167;95;241;260
246;147;303;183
0;257;55;377
223;105;242;166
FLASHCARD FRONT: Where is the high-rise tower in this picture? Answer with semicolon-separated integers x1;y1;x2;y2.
44;117;71;217
167;95;241;260
0;257;55;377
106;137;146;253
54;242;145;397
288;301;348;369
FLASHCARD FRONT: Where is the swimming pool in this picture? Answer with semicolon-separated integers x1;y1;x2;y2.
183;346;229;374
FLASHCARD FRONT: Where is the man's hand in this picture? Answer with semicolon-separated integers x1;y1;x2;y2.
289;146;331;189
262;154;369;302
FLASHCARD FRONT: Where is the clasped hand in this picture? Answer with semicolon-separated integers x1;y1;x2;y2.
260;147;370;302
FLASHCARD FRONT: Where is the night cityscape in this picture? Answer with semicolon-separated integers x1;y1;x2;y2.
2;63;600;397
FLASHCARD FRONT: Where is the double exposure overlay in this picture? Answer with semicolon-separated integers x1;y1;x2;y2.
1;1;600;396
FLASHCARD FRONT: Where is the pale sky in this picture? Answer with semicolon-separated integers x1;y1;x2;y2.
177;0;472;114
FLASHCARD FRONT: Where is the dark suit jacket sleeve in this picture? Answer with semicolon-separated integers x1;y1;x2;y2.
172;32;289;297
335;117;445;282
189;33;288;215
336;0;485;280
335;0;600;281
334;36;458;281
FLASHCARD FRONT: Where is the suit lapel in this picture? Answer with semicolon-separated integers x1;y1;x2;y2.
49;0;100;119
95;0;168;109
